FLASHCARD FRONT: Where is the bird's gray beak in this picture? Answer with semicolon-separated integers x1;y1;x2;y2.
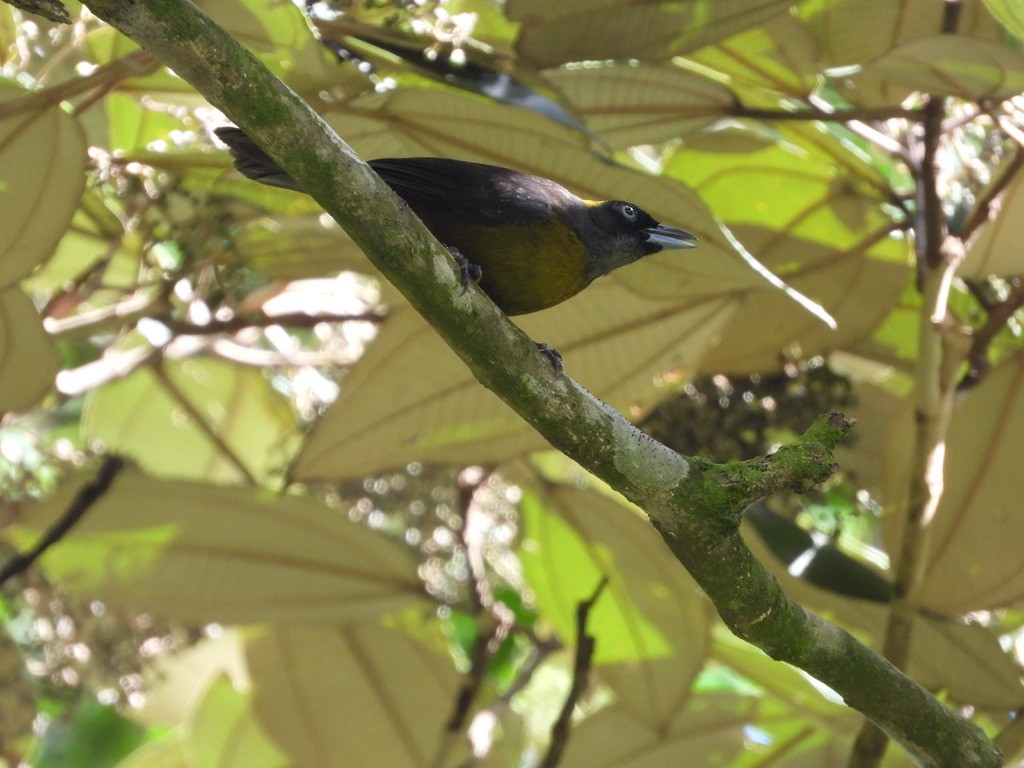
645;225;698;250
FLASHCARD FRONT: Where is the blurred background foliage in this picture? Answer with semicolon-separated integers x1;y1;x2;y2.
1;0;1024;766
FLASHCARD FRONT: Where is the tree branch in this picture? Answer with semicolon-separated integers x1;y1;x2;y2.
0;49;158;119
540;577;606;768
3;0;70;24
735;105;922;123
0;456;125;586
851;6;970;763
75;2;1001;766
959;276;1024;391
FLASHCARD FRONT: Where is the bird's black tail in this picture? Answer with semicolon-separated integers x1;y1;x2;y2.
215;126;303;192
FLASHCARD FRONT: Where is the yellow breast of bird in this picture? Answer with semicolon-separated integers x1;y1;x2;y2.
415;211;593;316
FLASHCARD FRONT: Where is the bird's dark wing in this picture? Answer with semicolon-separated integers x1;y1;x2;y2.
215;127;303;192
369;158;579;227
216;126;577;225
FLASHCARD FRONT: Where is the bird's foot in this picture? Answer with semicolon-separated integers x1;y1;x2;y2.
450;247;483;294
535;342;563;374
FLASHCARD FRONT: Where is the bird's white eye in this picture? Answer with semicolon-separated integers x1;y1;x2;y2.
619;203;638;221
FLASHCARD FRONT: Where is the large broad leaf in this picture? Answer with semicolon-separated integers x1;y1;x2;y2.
801;0;1005;68
884;355;1024;614
800;0;1008;107
517;482;713;730
135;632;248;728
561;695;752;768
686;12;822;100
540;63;735;149
291;289;736;480
849;34;1024;101
664;124;911;373
13;469;426;625
0;84;86;287
82;358;302;485
744;521;1024;711
983;0;1024;40
0;286;58;411
247;623;465;768
963;161;1024;277
20;185;129;295
506;0;792;67
187;676;290;768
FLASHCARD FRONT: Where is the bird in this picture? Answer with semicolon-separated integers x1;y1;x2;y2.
216;126;697;317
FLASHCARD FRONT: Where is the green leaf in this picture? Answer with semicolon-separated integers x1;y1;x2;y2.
686;11;821;99
113;735;190;768
187;676;290;768
35;696;146;768
964;162;1024;276
247;624;466;768
518;482;713;729
983;0;1024;40
540;62;734;149
14;469;427;625
886;355;1024;614
507;0;792;67
850;34;1024;100
664;124;911;372
0;85;86;287
105;92;186;153
82;358;301;485
0;286;58;411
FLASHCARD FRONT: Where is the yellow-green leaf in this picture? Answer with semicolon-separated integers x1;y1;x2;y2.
187;676;290;768
82;358;302;485
886;355;1024;613
0;286;57;411
518;482;713;729
665;125;911;372
687;12;821;99
507;0;792;67
541;63;734;149
983;0;1024;40
248;624;464;768
14;470;426;625
0;85;86;287
291;289;736;480
561;696;752;767
850;34;1024;100
964;162;1024;277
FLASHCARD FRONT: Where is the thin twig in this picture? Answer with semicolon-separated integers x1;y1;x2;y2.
540;577;608;768
161;310;385;335
735;105;922;123
959;277;1024;391
445;473;516;732
0;456;125;586
956;143;1024;242
0;50;157;120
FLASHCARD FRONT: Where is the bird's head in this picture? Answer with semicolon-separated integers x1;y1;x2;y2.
578;200;697;280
